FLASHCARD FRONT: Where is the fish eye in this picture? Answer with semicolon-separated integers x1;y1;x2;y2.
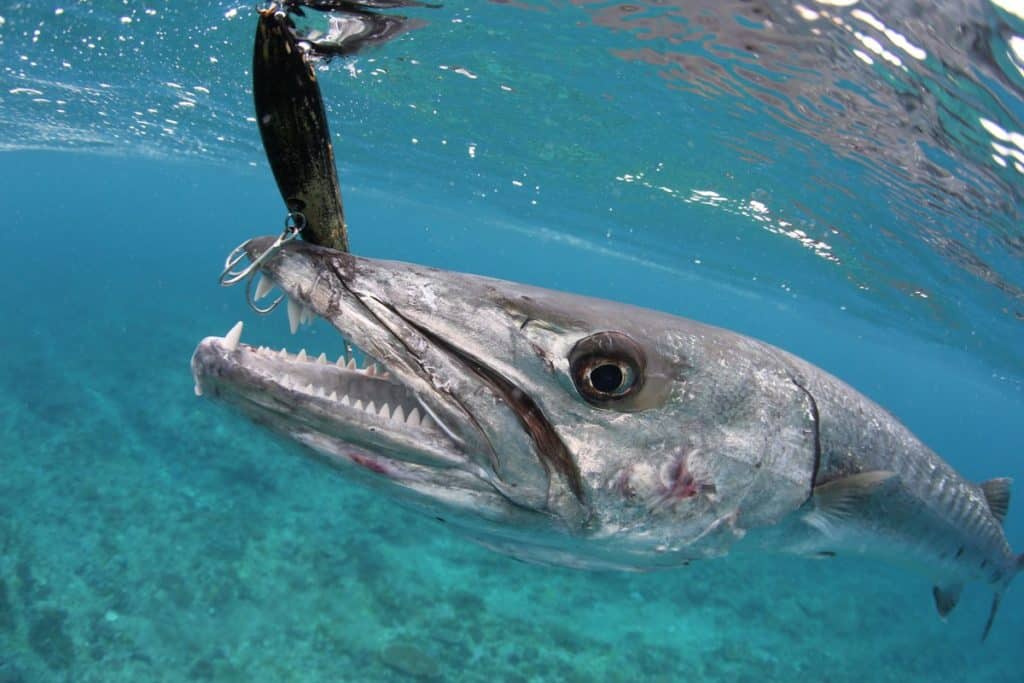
569;332;645;405
582;359;634;396
590;363;625;393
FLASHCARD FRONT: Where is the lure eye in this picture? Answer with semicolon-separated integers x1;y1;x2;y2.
570;332;645;405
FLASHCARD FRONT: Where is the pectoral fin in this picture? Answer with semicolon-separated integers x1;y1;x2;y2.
803;470;897;536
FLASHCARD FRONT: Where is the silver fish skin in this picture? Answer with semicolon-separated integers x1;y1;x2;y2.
191;237;1021;636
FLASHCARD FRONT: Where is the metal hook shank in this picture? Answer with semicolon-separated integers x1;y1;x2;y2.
219;240;257;287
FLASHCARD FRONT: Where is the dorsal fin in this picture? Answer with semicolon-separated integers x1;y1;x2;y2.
980;478;1011;524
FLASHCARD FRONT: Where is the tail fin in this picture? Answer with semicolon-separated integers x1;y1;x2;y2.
982;554;1024;641
981;592;1002;641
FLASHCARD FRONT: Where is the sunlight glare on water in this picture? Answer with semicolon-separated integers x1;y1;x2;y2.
2;0;1021;374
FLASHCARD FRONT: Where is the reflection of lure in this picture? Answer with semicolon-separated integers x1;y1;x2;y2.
282;0;437;58
284;0;439;13
252;1;437;251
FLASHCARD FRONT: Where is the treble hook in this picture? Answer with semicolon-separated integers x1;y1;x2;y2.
218;212;306;314
245;272;286;314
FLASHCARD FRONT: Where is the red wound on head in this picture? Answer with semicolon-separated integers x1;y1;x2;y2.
657;452;714;510
665;457;700;500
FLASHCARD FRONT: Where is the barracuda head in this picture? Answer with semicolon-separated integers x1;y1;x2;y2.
192;238;819;569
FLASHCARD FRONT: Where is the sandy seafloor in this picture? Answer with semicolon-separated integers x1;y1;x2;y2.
1;151;1022;682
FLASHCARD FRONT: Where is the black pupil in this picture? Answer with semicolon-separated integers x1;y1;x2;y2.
590;364;623;393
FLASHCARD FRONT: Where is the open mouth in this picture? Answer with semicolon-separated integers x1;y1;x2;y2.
197;320;439;430
197;315;438;432
190;267;468;476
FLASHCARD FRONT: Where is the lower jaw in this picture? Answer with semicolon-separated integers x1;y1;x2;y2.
226;398;513;522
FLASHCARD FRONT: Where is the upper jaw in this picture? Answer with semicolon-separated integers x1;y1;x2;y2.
239;237;490;460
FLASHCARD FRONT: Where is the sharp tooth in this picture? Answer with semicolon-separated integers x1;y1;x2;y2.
365;363;377;376
254;275;275;301
377;402;391;419
305;383;315;393
287;297;302;334
340;394;351;407
346;358;357;370
353;399;364;411
194;383;203;397
278;348;288;359
317;352;327;364
392;405;405;423
302;306;315;326
329;390;338;401
316;386;326;398
297;349;307;362
224;321;243;352
406;407;422;426
336;355;347;367
365;401;376;414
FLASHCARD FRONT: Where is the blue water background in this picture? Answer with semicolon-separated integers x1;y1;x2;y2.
3;1;1024;680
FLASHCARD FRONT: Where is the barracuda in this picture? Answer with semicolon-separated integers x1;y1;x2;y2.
191;237;1021;638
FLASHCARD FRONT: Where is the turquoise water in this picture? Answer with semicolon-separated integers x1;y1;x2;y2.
3;1;1024;681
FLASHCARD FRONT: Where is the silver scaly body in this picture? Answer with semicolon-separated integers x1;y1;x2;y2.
192;238;1020;636
767;354;1014;586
